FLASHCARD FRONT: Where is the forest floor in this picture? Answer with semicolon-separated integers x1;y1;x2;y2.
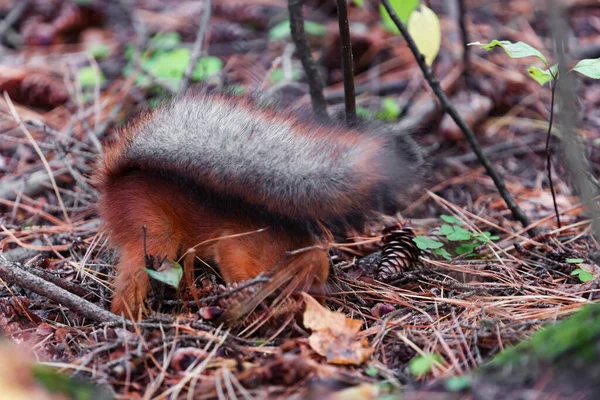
1;0;600;399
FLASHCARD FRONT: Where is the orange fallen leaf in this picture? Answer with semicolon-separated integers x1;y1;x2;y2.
302;293;373;365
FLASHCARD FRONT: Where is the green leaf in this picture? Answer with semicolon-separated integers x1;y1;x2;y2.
269;20;326;41
192;56;223;81
447;230;471;241
434;248;452;260
440;214;459;224
527;63;558;86
413;236;444;250
440;224;455;236
77;66;105;88
469;40;548;67
579;271;594;282
571;269;582;276
474;232;498;243
566;258;585;264
454;226;470;234
456;243;476;255
380;0;419;33
409;354;442;377
269;67;301;84
269;21;291;40
145;259;183;288
352;0;364;6
33;365;109;400
365;366;379;376
375;97;402;121
151;32;181;51
89;43;110;59
444;376;471;392
356;106;372;118
572;58;600;79
305;21;327;37
406;5;441;66
146;47;190;81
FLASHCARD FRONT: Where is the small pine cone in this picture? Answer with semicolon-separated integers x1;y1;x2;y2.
20;73;69;109
215;281;262;312
377;224;421;281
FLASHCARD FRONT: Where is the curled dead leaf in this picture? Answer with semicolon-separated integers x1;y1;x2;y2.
302;293;373;365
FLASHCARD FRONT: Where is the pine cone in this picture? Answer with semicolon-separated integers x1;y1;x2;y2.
377;224;421;281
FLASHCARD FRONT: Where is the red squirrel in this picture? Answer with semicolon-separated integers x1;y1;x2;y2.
96;92;421;317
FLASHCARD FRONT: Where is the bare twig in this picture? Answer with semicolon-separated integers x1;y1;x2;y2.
180;0;212;93
545;76;561;228
0;256;121;324
0;168;69;202
288;0;329;121
457;0;470;80
0;0;28;43
380;0;537;236
335;0;357;125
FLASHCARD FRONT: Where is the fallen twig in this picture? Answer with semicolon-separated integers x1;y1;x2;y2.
0;255;122;324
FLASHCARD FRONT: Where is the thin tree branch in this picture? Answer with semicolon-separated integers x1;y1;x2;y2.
288;0;329;121
180;0;212;93
457;0;470;80
380;0;537;236
335;0;357;125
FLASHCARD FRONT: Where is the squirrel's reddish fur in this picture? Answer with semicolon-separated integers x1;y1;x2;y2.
96;93;420;317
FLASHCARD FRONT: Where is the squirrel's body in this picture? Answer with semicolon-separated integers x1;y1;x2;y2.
97;93;421;316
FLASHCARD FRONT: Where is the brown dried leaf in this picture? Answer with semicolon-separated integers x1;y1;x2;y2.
302;293;373;365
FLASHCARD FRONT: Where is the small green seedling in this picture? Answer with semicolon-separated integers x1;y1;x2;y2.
468;39;600;86
353;98;402;122
409;353;443;377
123;32;223;91
413;214;499;260
567;258;593;283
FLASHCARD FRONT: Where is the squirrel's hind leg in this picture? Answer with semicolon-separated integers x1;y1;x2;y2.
213;227;329;297
101;172;184;318
110;232;180;318
213;227;329;321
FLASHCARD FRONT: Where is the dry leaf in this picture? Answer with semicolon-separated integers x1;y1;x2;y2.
330;383;380;400
302;293;373;365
